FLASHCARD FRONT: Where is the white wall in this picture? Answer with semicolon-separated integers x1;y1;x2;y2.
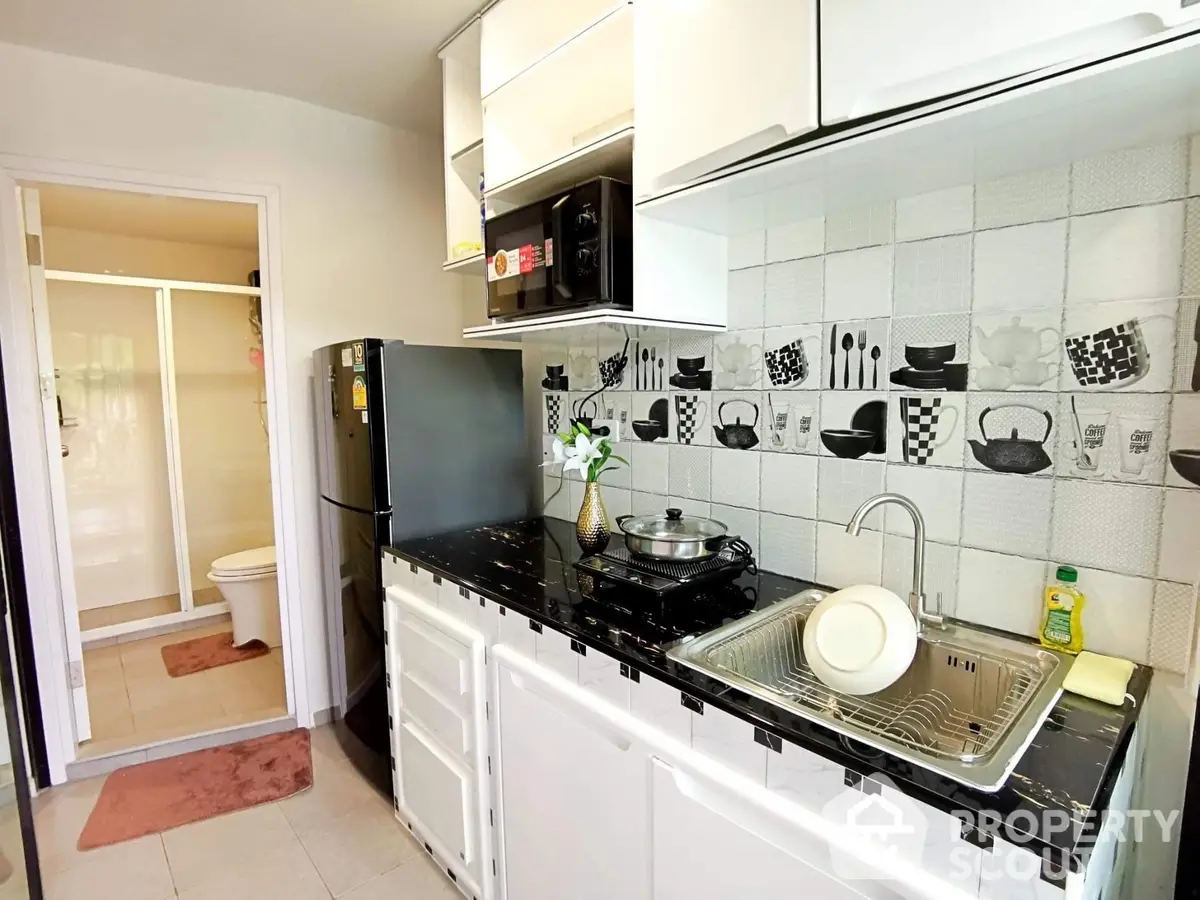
0;40;468;717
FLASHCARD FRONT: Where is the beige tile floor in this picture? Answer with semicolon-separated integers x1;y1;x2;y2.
81;623;287;758
0;726;459;900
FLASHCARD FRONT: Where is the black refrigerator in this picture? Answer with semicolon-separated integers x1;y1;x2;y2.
313;339;529;792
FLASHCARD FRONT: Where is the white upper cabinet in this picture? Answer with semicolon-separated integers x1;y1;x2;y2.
440;20;485;271
481;0;626;97
633;0;819;199
821;0;1200;125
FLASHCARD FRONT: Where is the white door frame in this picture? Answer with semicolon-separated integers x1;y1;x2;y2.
0;154;310;783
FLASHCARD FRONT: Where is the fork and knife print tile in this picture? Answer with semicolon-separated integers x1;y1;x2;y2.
826;320;886;390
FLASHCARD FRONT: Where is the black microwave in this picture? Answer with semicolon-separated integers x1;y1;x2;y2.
485;177;632;321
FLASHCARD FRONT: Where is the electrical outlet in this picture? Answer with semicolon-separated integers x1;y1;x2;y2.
592;418;620;442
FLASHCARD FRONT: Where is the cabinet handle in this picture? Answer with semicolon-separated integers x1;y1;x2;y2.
507;670;632;751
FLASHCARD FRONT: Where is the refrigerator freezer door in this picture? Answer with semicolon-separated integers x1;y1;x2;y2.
314;340;388;513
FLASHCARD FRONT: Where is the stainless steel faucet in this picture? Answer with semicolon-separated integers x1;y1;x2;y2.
845;493;944;631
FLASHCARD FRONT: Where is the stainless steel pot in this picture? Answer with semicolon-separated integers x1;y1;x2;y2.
614;508;731;561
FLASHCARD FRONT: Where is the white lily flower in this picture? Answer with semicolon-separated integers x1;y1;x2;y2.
542;437;575;466
563;434;605;476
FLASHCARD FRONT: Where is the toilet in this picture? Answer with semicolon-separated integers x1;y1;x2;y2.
208;546;282;648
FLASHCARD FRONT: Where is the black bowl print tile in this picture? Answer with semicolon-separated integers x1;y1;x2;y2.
630;394;670;442
888;313;969;392
965;393;1057;476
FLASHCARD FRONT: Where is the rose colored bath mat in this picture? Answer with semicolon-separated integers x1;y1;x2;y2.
161;631;269;677
77;728;313;850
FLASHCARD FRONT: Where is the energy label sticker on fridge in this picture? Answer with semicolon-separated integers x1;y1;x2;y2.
340;348;353;367
352;375;367;410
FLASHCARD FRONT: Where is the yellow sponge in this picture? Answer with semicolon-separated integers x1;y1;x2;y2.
1062;651;1135;706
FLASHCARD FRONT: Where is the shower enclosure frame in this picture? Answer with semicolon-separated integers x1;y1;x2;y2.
43;268;265;644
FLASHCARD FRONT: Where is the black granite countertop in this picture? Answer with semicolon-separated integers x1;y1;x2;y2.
385;517;1150;873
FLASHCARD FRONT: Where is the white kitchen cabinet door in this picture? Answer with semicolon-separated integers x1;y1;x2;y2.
633;0;818;198
481;0;624;97
821;0;1200;125
386;586;491;897
649;756;870;900
494;649;650;900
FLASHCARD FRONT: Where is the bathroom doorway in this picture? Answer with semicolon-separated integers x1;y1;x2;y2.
22;184;289;759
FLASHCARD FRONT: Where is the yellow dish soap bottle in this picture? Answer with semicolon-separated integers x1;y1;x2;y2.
1040;565;1085;655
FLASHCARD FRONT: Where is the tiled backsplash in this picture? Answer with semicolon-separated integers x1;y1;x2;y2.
535;137;1200;677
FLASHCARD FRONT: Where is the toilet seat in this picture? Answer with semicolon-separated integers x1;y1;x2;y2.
211;546;276;578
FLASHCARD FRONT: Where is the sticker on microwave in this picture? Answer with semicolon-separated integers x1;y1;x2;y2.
488;249;519;282
351;375;367;410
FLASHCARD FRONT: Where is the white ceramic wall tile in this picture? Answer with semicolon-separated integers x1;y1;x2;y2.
824;246;894;322
1060;298;1178;394
668;496;712;518
711;504;760;549
1184;200;1200;297
711;391;763;449
817;457;886;526
973;220;1068;312
1066;202;1185;305
964;392;1059;475
816;522;882;587
497;608;536;657
710;447;761;509
1051;480;1164;578
1191;136;1200;196
600;441;631;488
1149;580;1197;674
629;675;691;746
535;627;579;682
961;471;1054;558
631;442;669;494
883;465;963;543
727;266;765;330
825;202;894;252
1057;392;1170;485
578;648;629;711
975;166;1070;229
568;477;586;521
764;258;824;326
956;549;1047;637
766;739;847;816
821;322;891;394
895;185;974;241
766;217;824;263
1176;296;1200;392
1168;394;1200;489
893;235;973;316
690;704;767;785
1159;488;1200;583
887;392;966;468
882;536;959;618
713;331;765;391
630;490;667;516
543;474;570;518
763;391;820;453
1071;140;1188;215
888;312;971;376
668;444;712;501
728;230;766;270
758;513;817;581
760;452;818;518
1069;566;1154;663
603;488;632;529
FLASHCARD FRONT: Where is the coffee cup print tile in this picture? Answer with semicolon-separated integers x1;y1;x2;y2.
1058;393;1168;483
1060;301;1177;393
674;394;710;445
887;393;965;467
763;326;823;390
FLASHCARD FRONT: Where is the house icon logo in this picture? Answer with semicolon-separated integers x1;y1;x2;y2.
821;774;928;882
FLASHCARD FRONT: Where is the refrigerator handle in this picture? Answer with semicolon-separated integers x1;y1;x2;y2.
328;364;339;420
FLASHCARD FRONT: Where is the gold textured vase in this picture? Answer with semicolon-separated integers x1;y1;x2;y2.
576;481;611;555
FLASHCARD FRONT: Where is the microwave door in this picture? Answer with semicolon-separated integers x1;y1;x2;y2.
551;194;575;301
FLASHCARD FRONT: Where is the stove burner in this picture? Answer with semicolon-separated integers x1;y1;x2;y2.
575;541;755;596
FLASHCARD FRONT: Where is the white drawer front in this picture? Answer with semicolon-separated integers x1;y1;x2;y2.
397;615;469;701
398;720;474;869
400;670;471;759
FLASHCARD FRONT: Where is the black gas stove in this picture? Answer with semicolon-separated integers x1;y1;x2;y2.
574;540;755;595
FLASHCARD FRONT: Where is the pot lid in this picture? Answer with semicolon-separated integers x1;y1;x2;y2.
618;508;727;542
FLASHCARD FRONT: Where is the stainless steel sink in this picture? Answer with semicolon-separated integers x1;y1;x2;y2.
668;591;1072;791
